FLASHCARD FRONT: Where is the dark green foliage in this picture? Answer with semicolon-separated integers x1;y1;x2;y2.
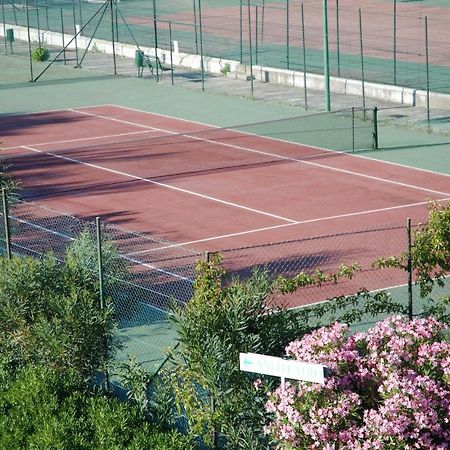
65;228;128;293
0;254;114;378
0;364;194;450
31;46;50;61
168;255;313;448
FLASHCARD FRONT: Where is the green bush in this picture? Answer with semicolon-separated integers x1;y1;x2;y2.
0;253;115;378
168;255;313;448
0;364;193;450
31;46;50;61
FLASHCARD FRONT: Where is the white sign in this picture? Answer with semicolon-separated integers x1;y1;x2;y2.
239;352;327;384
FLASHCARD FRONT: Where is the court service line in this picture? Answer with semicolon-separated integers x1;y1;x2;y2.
126;197;450;256
21;145;298;224
3;129;161;151
70;107;450;198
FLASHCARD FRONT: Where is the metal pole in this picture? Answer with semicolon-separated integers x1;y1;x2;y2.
152;0;159;81
425;16;430;132
169;21;174;85
336;0;340;77
35;0;42;47
192;0;198;54
255;5;258;65
2;0;7;55
261;0;265;43
407;218;413;320
12;0;17;25
61;8;66;65
78;0;83;36
286;0;289;70
45;0;49;31
301;3;308;110
2;189;11;260
393;0;397;85
359;9;366;115
239;0;243;62
247;0;254;98
351;106;355;152
110;0;116;75
72;0;79;67
372;107;378;149
95;216;104;310
95;215;109;390
26;0;34;81
198;0;205;91
115;0;118;42
323;0;331;111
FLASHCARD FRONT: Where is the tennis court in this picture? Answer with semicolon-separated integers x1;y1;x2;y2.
2;104;450;308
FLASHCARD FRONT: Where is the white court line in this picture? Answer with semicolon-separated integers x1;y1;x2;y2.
2;129;161;151
10;214;193;282
110;104;450;179
69;107;450;198
21;145;298;224
125;197;450;256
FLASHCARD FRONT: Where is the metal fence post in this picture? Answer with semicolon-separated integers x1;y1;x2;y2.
35;0;42;47
96;216;104;310
425;16;430;132
323;0;331;111
60;8;66;65
372;106;378;149
169;21;174;86
351;106;355;152
110;0;117;75
198;0;205;92
239;0;243;62
359;9;366;116
72;0;79;67
393;0;397;85
2;188;12;260
96;216;109;389
152;0;159;81
286;0;290;70
1;0;7;55
301;2;308;110
407;218;413;320
247;0;254;98
336;0;340;77
26;0;34;81
192;0;198;54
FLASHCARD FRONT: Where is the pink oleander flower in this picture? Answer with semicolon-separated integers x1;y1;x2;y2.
265;316;450;449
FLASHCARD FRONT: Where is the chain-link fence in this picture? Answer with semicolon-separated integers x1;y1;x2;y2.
219;218;450;318
1;195;449;380
0;196;200;380
1;1;449;122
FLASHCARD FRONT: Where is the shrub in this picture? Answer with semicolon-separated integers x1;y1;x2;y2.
265;316;450;449
167;255;361;448
0;253;115;378
0;364;193;450
31;46;50;61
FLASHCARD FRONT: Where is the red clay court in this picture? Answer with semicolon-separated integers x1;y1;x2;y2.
2;104;450;306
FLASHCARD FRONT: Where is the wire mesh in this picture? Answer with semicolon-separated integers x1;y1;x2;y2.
0;198;200;376
2;0;450;91
219;218;450;312
0;196;449;378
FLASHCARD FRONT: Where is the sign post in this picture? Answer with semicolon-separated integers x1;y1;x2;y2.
240;352;328;385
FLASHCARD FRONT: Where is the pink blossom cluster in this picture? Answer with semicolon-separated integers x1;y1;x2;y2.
265;316;450;449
